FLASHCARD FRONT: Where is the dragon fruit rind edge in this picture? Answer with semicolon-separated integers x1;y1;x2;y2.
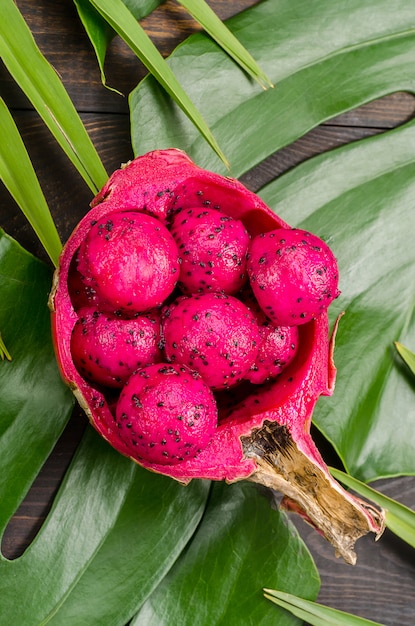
49;148;384;564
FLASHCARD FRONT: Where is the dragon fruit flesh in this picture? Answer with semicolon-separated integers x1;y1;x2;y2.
169;206;250;295
240;284;299;385
77;211;180;315
247;227;340;326
246;319;299;385
116;363;218;465
162;292;260;390
71;307;162;388
49;149;384;564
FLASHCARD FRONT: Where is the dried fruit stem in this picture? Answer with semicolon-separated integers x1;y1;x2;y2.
242;421;384;564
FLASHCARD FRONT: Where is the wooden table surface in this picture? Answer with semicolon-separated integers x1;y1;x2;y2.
1;1;415;624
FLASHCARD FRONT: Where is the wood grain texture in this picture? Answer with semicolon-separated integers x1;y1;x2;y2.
1;1;415;624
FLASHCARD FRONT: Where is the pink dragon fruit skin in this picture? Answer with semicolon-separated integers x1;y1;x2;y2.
169;206;250;295
71;306;162;388
116;363;218;465
49;149;384;564
162;293;260;390
247;227;340;326
77;211;180;315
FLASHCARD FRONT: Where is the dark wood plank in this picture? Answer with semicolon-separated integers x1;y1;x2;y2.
328;91;415;128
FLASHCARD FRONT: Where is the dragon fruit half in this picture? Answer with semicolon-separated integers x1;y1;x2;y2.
49;149;384;564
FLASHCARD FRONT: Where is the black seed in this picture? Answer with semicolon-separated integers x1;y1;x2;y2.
132;394;142;408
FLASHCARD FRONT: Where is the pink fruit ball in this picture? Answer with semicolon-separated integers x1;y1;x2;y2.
77;211;180;315
115;363;218;465
170;207;250;295
246;322;299;384
162;293;260;390
247;228;340;326
71;307;162;388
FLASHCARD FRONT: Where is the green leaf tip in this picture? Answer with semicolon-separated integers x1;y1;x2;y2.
264;588;386;625
177;0;273;90
0;332;12;361
394;341;415;377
